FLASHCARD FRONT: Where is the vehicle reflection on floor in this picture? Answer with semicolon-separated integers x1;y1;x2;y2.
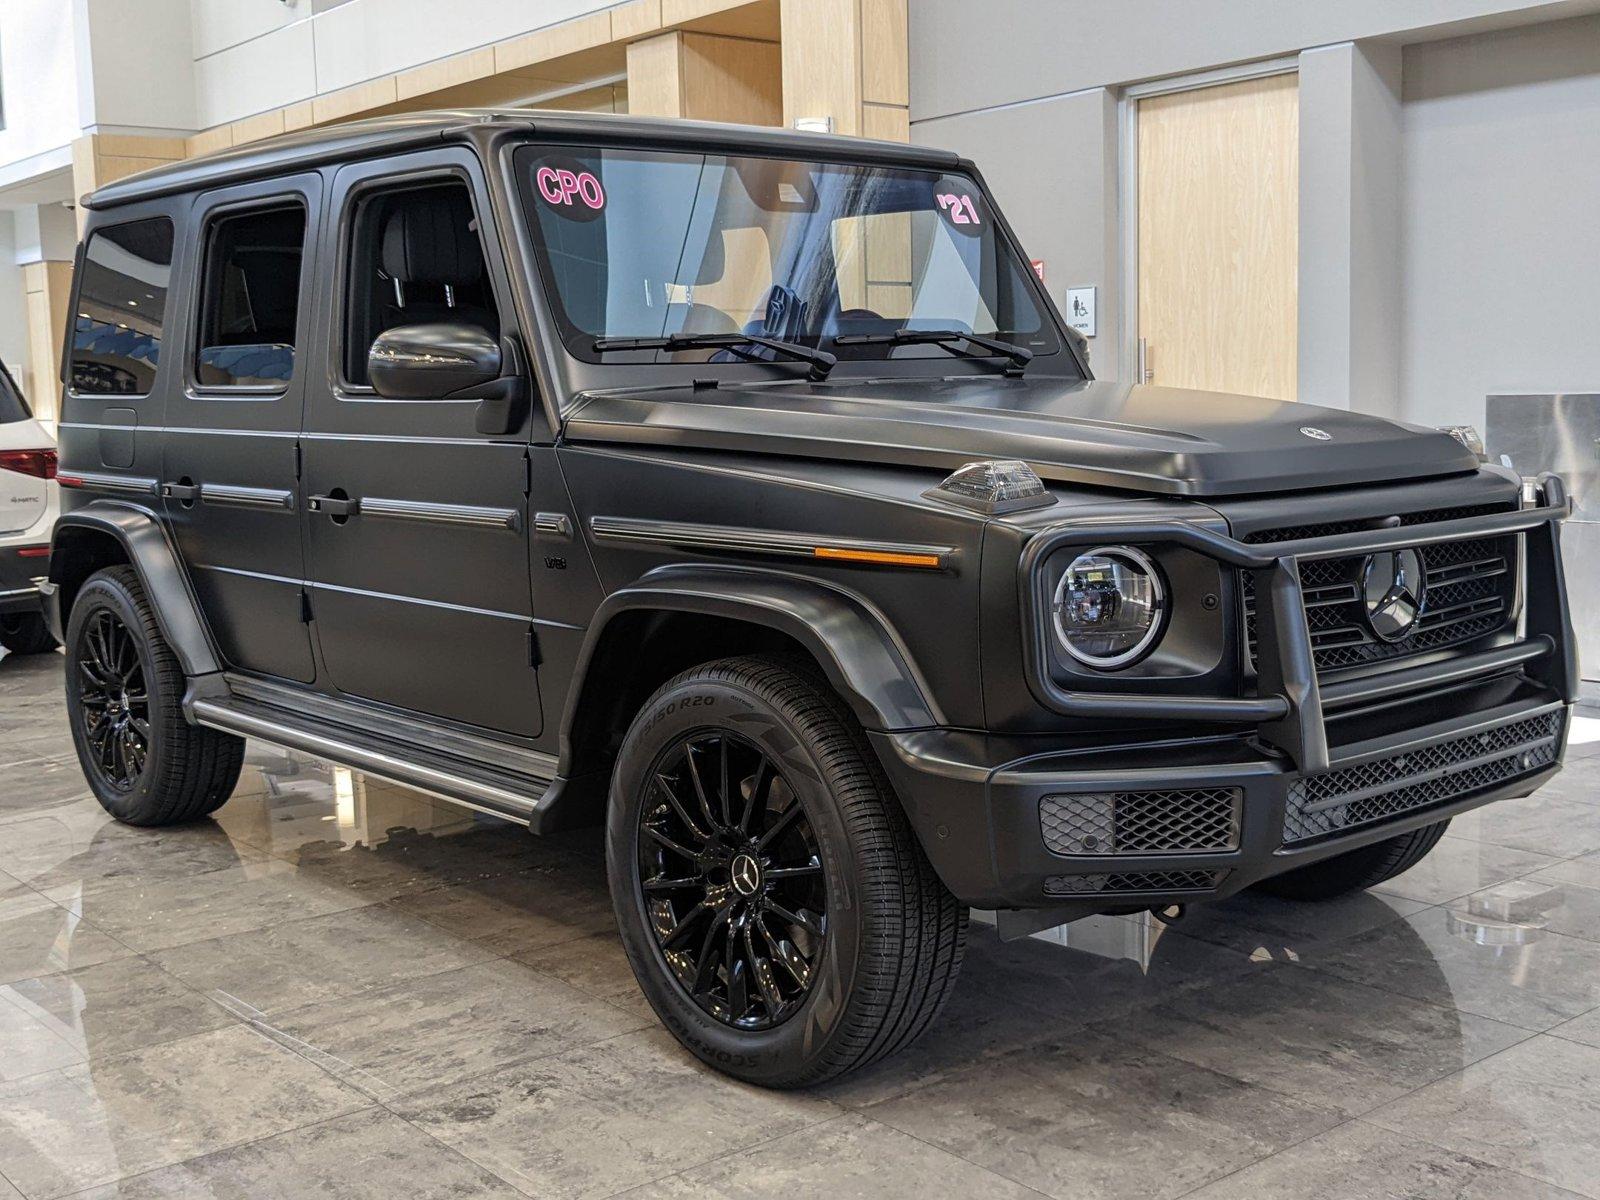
2;645;1600;1199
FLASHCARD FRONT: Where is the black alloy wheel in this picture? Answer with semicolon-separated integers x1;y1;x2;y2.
638;730;828;1031
75;608;151;791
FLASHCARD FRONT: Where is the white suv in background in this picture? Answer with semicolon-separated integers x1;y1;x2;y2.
0;362;59;657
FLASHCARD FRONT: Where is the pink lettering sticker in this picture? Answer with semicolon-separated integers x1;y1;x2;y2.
536;164;606;212
935;192;981;226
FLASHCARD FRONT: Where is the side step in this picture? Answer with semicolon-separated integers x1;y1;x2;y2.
190;694;558;828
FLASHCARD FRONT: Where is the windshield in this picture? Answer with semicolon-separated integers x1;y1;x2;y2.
516;145;1061;368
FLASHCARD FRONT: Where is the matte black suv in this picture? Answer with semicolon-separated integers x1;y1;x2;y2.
46;111;1576;1087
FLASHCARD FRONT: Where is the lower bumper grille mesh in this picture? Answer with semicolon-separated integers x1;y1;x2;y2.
1040;788;1241;856
1044;869;1226;896
1283;711;1563;844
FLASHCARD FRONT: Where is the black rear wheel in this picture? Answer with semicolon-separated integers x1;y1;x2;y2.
609;655;966;1088
1254;819;1450;901
65;566;244;825
0;612;58;656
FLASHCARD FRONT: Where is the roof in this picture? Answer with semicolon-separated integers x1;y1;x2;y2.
84;109;963;210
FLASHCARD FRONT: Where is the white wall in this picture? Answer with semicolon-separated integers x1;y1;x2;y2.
1399;14;1600;428
189;0;624;127
0;1;83;173
75;0;197;134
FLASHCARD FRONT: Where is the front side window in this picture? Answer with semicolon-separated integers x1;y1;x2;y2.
516;145;1060;373
342;179;498;387
195;204;307;389
70;217;175;396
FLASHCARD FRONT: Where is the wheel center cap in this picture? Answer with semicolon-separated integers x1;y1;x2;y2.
730;853;762;897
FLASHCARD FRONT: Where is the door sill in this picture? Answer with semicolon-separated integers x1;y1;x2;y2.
191;681;559;827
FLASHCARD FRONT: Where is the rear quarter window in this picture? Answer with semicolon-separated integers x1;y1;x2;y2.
70;216;176;397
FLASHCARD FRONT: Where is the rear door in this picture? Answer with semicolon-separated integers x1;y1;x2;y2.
161;175;320;683
300;148;541;736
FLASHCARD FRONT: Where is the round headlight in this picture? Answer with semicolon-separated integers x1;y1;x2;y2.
1051;546;1165;669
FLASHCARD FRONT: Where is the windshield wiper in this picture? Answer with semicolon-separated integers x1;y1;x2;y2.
592;333;836;382
833;328;1033;376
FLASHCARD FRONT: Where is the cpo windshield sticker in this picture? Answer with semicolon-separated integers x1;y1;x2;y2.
534;158;606;221
933;185;984;235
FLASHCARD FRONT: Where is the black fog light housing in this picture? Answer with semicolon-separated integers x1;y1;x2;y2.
1052;546;1166;669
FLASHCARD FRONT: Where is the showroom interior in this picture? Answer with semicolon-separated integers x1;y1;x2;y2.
2;0;1599;1196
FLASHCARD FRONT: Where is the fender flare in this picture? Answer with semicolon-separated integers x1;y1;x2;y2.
49;502;221;678
561;563;945;756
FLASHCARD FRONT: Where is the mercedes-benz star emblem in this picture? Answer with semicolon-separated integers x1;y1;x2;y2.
730;853;762;897
1299;426;1332;441
1362;548;1426;642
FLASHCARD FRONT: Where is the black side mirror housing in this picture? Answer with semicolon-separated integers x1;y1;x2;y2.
368;322;503;399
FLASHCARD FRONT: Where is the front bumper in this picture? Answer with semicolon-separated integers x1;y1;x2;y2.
0;543;50;617
874;476;1578;914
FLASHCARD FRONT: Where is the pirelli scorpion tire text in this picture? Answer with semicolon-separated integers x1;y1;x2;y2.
65;566;244;826
0;612;57;655
607;655;967;1088
1254;819;1450;901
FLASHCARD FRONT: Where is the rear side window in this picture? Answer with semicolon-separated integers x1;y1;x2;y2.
70;217;175;396
195;204;307;389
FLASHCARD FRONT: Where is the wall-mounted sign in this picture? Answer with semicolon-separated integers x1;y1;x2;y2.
1066;286;1096;337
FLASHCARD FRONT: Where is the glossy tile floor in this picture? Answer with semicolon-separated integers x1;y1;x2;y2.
3;648;1600;1199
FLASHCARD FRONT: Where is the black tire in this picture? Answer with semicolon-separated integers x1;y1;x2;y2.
1254;819;1450;901
607;654;966;1088
0;612;58;655
65;565;244;826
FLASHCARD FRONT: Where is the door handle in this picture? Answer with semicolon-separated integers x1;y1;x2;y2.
308;494;360;518
161;481;200;503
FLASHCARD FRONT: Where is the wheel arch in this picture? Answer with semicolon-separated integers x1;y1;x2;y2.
48;502;220;678
558;565;944;785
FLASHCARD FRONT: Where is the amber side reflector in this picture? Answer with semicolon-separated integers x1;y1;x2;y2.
813;546;943;569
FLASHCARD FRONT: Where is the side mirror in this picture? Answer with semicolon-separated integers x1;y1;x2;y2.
368;322;502;399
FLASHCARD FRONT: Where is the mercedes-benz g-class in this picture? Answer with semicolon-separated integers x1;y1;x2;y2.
46;111;1575;1086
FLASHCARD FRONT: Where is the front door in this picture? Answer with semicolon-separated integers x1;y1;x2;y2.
163;175;320;682
1136;71;1299;400
300;150;541;736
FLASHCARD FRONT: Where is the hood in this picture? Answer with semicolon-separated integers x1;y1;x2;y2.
562;376;1479;497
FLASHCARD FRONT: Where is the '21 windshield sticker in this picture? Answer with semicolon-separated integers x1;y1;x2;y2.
535;160;606;220
935;187;983;235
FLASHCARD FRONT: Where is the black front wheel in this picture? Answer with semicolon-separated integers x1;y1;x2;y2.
608;655;966;1088
65;566;244;825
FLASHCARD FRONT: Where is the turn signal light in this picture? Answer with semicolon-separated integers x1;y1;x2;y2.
813;546;944;569
0;448;57;480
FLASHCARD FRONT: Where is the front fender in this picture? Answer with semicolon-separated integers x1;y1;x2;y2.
49;502;221;678
564;563;945;745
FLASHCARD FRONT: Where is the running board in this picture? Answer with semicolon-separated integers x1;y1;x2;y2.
190;695;557;827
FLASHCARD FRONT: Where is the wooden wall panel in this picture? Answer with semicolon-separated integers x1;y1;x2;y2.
1137;72;1299;401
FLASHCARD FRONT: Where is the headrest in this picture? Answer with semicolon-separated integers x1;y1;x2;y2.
381;189;483;288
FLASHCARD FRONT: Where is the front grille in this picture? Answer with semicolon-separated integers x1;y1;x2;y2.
1040;788;1241;856
1282;711;1562;844
1241;504;1517;676
1044;869;1226;896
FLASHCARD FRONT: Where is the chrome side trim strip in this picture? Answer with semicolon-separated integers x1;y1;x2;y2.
0;586;40;601
360;496;521;531
191;698;548;824
534;512;573;540
62;471;159;496
201;483;294;510
588;516;956;569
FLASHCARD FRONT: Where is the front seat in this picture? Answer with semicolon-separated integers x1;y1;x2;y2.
379;188;497;335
